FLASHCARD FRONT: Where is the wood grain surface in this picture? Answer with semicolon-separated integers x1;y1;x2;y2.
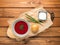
0;0;60;45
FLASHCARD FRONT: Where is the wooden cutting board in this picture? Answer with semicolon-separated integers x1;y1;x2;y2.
7;7;53;40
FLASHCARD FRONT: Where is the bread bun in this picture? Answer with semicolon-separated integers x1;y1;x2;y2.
31;23;39;34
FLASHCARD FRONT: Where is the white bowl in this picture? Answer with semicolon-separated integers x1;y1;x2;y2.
12;19;30;38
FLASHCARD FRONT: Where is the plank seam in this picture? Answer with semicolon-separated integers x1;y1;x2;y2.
0;36;60;38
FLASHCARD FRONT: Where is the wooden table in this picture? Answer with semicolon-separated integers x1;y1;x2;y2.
0;0;60;45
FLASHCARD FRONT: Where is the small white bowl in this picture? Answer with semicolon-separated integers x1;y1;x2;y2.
12;19;30;38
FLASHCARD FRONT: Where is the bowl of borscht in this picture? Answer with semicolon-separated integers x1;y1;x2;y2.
12;19;30;38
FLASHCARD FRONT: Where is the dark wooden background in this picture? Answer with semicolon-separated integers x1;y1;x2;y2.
0;0;60;45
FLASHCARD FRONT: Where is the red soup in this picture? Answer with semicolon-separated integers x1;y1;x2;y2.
14;21;28;35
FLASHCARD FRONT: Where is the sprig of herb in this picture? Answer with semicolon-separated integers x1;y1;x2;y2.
19;25;24;30
25;14;42;24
